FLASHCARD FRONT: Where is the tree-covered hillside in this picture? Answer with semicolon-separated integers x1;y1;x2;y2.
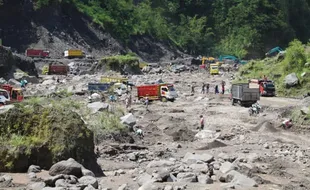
22;0;310;58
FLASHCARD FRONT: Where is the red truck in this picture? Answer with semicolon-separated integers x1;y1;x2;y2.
0;84;24;105
136;83;178;102
42;64;69;75
249;79;276;97
25;49;50;58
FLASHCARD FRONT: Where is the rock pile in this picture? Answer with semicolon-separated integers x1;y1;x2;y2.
26;159;100;190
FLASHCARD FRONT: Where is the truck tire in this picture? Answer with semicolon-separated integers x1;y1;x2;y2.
161;97;167;102
231;98;235;106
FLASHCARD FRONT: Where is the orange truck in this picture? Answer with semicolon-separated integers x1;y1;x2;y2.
0;84;23;105
249;79;276;97
136;83;178;102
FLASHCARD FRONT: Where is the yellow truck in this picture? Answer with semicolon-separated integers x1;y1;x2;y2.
64;49;84;58
210;63;219;75
100;76;128;83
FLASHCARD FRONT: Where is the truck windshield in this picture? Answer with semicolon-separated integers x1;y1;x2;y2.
168;86;175;91
211;66;218;69
265;83;275;88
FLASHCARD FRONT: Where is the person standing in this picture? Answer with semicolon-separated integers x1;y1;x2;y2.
206;83;210;94
221;83;225;94
200;115;204;130
215;85;219;94
125;97;129;109
201;83;206;94
145;97;149;111
191;85;195;94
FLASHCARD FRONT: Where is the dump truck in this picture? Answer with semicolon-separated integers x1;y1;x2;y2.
26;49;50;58
100;77;128;84
88;83;112;92
210;63;219;75
136;83;178;102
249;79;275;96
64;49;84;59
42;65;69;75
0;84;23;105
231;83;260;106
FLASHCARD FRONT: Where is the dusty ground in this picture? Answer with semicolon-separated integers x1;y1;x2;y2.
2;71;310;190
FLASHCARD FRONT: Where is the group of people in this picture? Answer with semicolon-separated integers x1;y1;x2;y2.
192;81;226;95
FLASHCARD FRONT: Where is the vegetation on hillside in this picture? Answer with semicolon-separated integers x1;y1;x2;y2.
235;39;310;97
32;0;310;58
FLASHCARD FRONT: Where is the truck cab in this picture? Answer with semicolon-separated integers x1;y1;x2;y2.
249;79;275;96
210;64;219;75
0;89;10;105
0;84;24;103
160;84;178;101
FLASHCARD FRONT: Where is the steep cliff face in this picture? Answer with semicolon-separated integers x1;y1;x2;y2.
0;0;181;62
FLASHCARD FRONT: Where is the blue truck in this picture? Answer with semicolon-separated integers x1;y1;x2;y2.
88;83;112;92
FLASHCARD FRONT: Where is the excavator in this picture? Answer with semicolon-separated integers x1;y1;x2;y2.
265;47;285;57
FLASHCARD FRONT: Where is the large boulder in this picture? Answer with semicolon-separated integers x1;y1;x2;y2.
0;103;102;176
284;73;299;88
120;113;137;126
49;158;83;177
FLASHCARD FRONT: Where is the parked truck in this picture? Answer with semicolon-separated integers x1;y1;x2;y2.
0;84;23;105
64;49;84;59
88;83;112;92
136;83;178;102
210;63;219;75
42;64;69;75
26;49;50;58
231;83;260;106
249;79;275;96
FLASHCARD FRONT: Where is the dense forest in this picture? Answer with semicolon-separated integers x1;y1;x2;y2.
21;0;310;58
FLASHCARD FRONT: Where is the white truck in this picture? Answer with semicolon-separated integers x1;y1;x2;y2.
0;89;10;105
231;83;260;107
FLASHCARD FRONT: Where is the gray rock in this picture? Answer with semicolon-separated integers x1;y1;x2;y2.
137;181;158;190
28;172;37;180
49;158;83;177
197;174;213;184
0;177;4;182
0;77;7;84
189;163;209;173
220;162;235;174
55;179;67;187
176;172;197;182
78;176;98;189
24;76;39;84
45;174;65;186
42;187;66;190
82;168;95;177
152;168;170;182
27;182;46;190
223;170;257;188
87;102;109;113
8;78;20;86
146;160;174;168
301;107;309;115
164;185;173;190
127;152;138;161
183;152;214;164
85;184;97;190
120;113;137;126
284;73;299;87
13;71;26;80
28;165;41;173
117;183;129;190
220;183;235;189
42;79;55;85
2;175;12;182
137;173;152;186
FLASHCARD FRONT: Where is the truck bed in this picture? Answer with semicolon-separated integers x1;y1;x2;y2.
231;83;260;103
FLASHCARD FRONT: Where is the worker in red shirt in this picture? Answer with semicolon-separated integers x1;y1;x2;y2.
200;115;204;130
